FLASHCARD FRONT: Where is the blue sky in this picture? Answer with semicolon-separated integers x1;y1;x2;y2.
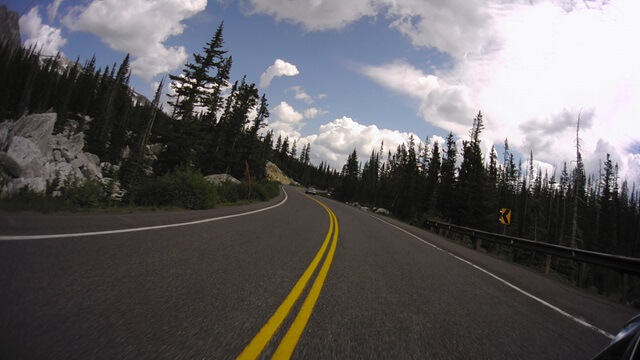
8;0;640;183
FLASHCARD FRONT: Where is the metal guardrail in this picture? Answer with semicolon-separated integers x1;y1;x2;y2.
424;220;640;302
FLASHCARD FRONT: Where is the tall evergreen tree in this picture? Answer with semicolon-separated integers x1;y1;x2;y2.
424;140;440;214
339;149;360;201
597;153;618;253
456;111;487;227
168;22;228;121
437;132;458;220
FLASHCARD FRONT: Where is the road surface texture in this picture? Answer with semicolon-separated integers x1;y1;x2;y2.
1;186;636;359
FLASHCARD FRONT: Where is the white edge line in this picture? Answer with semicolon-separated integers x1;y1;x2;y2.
0;187;288;241
366;212;615;340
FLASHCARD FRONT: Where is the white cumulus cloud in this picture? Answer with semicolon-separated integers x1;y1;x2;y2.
287;86;313;103
304;108;327;119
303;116;421;169
62;0;207;81
20;7;67;56
360;0;640;183
362;60;476;136
259;59;300;88
267;101;305;139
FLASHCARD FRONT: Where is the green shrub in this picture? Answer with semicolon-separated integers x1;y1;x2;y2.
133;169;219;209
251;180;280;201
0;187;70;212
0;177;110;212
61;177;108;208
217;181;243;203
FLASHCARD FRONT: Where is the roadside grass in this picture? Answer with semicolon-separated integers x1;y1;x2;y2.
0;170;281;213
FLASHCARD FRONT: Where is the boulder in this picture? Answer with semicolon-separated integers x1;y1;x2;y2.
2;177;47;196
49;132;84;162
52;149;64;162
3;136;45;178
85;152;100;166
10;113;56;154
45;161;80;186
148;143;163;156
375;208;391;215
204;174;241;185
71;152;102;180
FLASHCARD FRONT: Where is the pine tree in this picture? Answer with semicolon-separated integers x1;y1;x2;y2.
250;94;269;137
424;140;440;214
303;143;311;165
202;56;232;124
597;153;617;253
457;111;486;227
571;115;586;249
275;135;282;153
87;54;131;160
437;132;457;220
339;149;360;201
168;22;229;121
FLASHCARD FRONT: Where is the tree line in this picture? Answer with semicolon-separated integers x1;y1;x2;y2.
333;112;639;296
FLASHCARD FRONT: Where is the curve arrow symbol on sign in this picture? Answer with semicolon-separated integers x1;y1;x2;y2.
500;208;512;225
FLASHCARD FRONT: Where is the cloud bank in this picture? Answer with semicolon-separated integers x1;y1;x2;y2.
247;0;639;182
304;116;422;169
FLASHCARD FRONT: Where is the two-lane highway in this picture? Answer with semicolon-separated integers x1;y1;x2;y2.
0;186;636;358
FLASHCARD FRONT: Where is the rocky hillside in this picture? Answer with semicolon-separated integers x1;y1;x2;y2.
266;161;298;186
0;113;123;198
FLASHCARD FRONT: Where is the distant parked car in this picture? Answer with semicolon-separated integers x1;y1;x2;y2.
306;187;317;195
592;314;640;359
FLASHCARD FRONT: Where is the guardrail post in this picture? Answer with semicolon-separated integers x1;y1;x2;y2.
621;272;629;304
577;263;587;288
473;236;482;251
544;255;551;275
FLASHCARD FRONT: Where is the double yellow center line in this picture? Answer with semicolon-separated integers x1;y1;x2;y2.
238;196;339;359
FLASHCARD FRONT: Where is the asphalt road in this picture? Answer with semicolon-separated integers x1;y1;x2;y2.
0;186;636;359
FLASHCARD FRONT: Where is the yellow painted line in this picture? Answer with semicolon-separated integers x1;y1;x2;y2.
272;206;339;359
237;197;335;360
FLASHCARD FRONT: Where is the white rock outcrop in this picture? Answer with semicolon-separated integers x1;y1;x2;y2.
266;161;299;186
4;136;46;178
0;112;120;198
9;112;56;154
204;174;241;185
